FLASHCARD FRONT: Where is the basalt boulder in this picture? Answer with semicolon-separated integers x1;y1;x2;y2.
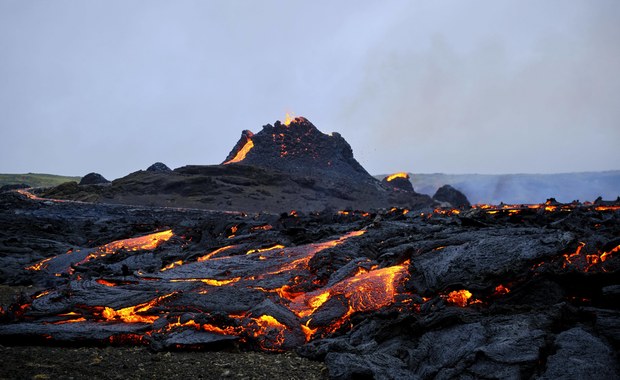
433;184;470;208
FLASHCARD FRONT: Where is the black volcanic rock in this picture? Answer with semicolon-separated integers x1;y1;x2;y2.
79;172;110;186
146;162;172;173
223;117;374;184
0;183;29;192
381;173;414;192
433;184;470;208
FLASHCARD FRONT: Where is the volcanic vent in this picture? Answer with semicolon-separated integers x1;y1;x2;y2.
223;117;375;184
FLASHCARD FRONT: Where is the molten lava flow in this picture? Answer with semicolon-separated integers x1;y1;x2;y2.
99;230;174;254
27;230;174;271
301;320;318;342
595;205;620;211
289;261;410;320
77;230;174;266
560;243;620;271
96;279;118;287
160;260;183;272
562;242;586;268
198;245;237;262
246;244;285;255
101;293;175;324
170;277;240;287
444;290;474;307
223;139;254;165
386;172;409;182
250;315;288;351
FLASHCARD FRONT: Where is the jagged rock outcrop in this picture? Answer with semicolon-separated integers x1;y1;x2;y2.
79;173;110;186
433;184;470;208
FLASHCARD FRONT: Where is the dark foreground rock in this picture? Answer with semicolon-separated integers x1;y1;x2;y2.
0;191;618;379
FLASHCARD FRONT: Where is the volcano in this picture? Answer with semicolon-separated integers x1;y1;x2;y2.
223;117;374;184
39;117;432;212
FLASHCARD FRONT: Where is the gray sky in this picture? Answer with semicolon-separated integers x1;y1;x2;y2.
1;0;619;180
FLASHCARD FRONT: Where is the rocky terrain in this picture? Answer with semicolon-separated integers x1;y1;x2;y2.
0;189;618;379
39;118;431;213
0;117;618;379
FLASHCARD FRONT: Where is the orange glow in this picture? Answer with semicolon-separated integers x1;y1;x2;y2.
34;290;51;299
386;172;409;182
444;290;473;307
290;260;409;319
600;244;620;262
595;205;620;211
201;323;240;336
198;245;236;262
301;320;318;342
560;243;620;271
160;260;183;272
96;279;118;287
26;257;54;271
101;293;174;324
284;112;295;126
223;139;254;165
99;230;174;254
28;230;174;271
493;284;511;295
251;315;287;349
247;244;285;255
53;317;87;324
251;224;273;232
433;208;461;216
170;277;240;286
563;242;586;268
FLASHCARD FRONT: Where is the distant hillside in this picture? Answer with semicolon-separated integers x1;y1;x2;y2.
375;171;620;204
0;173;81;188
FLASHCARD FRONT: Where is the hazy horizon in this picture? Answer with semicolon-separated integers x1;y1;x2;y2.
1;1;619;180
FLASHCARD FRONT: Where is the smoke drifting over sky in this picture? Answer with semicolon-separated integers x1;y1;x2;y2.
1;1;618;179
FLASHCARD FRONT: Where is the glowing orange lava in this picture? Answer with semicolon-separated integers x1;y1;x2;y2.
246;244;286;255
223;139;254;165
197;245;237;262
101;293;175;324
493;284;511;296
289;260;409;319
284;112;295;126
444;290;473;307
386;172;409;182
